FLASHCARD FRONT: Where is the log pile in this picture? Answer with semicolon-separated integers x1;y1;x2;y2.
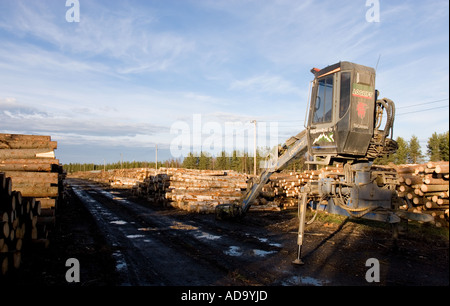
71;168;249;213
70;168;150;188
110;168;152;188
260;165;343;209
0;133;63;275
132;168;248;214
0;172;45;275
396;161;449;227
260;162;449;227
0;134;64;210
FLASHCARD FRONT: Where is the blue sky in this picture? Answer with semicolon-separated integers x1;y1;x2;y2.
0;0;448;164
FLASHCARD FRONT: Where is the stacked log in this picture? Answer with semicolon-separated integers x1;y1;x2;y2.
259;162;449;227
110;168;153;188
260;165;343;208
0;134;64;211
396;161;449;227
0;133;62;275
0;172;44;275
131;168;248;214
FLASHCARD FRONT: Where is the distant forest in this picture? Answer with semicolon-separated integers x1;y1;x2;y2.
63;130;449;174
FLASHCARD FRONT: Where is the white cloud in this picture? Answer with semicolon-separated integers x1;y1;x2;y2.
0;1;195;75
230;74;301;95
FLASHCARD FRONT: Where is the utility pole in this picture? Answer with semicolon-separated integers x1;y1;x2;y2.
155;144;158;171
251;120;257;176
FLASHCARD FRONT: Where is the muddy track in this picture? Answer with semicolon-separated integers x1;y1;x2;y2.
67;178;449;286
68;178;290;285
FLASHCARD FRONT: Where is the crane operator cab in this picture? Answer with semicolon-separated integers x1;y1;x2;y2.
306;61;397;165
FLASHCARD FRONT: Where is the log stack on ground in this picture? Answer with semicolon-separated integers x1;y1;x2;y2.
259;162;448;227
0;134;64;211
0;172;45;276
395;161;449;228
71;167;249;214
0;133;63;275
132;168;248;214
259;165;343;209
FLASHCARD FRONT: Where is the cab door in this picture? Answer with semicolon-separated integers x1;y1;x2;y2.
308;73;338;156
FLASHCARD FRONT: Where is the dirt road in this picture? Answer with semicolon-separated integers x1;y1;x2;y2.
63;178;448;287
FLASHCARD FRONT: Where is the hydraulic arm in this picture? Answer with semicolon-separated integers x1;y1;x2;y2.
215;131;308;219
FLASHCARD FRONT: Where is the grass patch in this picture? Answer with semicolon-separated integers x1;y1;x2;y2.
303;209;449;241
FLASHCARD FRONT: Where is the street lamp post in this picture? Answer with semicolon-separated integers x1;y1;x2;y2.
251;120;257;176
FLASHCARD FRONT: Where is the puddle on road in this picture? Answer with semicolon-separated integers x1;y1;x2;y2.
113;251;128;272
195;232;221;240
253;249;277;257
126;234;145;239
281;275;329;286
257;237;282;248
110;220;127;225
224;246;243;256
224;245;278;258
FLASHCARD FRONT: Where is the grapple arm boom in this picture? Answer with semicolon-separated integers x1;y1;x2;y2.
240;131;308;214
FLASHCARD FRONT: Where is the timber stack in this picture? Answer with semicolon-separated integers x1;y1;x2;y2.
0;133;64;274
0;133;64;211
395;161;449;228
260;162;449;227
0;172;45;275
132;168;248;214
259;165;343;209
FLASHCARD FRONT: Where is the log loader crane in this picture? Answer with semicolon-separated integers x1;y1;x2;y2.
215;61;433;264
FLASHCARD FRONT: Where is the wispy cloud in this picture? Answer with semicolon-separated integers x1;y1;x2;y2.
230;74;301;96
0;0;195;75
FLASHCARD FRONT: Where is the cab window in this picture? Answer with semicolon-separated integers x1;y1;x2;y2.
339;72;351;118
313;75;333;123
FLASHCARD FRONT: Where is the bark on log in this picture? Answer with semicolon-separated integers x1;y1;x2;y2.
3;172;59;184
0;163;53;172
0;139;57;150
0;149;55;159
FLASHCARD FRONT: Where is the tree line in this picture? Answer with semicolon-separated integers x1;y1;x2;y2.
180;149;305;174
374;131;449;165
63;130;448;174
63;160;178;173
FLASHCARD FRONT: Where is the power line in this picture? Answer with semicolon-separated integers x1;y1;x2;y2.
396;98;448;109
397;105;449;116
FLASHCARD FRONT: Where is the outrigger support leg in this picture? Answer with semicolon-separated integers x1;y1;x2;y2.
293;192;308;265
